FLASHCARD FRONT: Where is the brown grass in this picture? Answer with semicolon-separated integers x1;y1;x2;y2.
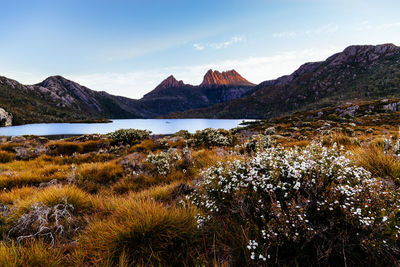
0;151;16;163
76;199;199;266
352;144;400;183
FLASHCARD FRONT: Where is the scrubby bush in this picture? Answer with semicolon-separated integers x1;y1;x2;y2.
243;134;275;153
147;149;181;176
7;199;78;244
189;128;236;147
190;143;400;266
264;126;276;135
108;129;151;146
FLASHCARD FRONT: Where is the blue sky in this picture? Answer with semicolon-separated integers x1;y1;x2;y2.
1;0;400;98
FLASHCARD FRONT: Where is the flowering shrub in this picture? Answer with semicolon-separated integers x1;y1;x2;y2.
189;128;236;147
190;143;400;265
147;149;182;176
108;129;151;146
243;134;275;153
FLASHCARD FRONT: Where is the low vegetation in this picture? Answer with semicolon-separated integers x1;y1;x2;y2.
0;119;400;266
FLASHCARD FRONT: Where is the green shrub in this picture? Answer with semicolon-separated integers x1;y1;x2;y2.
189;128;236;147
108;129;151;146
327;113;340;121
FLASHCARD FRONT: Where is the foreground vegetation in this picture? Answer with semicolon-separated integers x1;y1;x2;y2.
1;116;400;266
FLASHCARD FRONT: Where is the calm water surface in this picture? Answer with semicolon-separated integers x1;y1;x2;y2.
0;119;252;136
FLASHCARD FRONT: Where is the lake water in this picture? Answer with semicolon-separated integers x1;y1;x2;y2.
0;119;252;136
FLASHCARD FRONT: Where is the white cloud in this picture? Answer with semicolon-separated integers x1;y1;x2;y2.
193;35;244;50
273;24;339;38
193;44;205;50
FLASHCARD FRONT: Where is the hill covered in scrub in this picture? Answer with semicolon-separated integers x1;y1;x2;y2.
0;75;145;125
0;111;400;265
168;44;400;119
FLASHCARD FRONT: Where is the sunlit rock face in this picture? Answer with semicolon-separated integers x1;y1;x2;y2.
200;69;255;88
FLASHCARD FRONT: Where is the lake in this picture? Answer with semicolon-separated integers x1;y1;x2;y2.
0;119;252;136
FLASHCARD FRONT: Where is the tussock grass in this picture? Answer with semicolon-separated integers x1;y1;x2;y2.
322;132;360;148
0;161;71;188
352;144;400;183
40;152;115;165
77;199;199;266
47;140;104;156
0;151;16;163
0;240;64;267
17;185;94;213
76;161;124;193
0;186;37;204
129;139;158;152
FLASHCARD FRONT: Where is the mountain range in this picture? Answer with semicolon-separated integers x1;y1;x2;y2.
1;43;400;126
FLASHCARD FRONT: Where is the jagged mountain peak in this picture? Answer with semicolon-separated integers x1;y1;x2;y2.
155;75;186;90
200;69;254;88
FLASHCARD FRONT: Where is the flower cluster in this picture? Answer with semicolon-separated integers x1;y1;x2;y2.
146;149;182;176
190;142;400;265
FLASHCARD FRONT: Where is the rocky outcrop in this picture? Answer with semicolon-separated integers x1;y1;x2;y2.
0;108;12;126
200;69;255;88
327;43;400;66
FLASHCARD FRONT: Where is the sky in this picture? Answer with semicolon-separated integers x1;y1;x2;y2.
1;0;400;99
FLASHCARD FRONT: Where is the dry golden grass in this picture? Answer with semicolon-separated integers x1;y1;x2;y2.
322;132;360;148
129;139;158;153
0;151;16;163
352;144;400;183
17;185;94;213
76;161;124;193
0;159;71;188
0;186;36;204
47;140;104;156
0;142;19;152
0;240;64;267
76;199;199;266
279;140;311;148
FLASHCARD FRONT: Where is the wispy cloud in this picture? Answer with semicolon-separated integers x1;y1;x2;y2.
357;21;400;31
272;24;339;38
193;35;244;50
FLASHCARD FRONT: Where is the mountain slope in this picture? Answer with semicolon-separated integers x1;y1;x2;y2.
168;44;400;119
0;75;146;125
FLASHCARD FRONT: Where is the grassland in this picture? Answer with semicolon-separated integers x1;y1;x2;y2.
0;110;400;266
